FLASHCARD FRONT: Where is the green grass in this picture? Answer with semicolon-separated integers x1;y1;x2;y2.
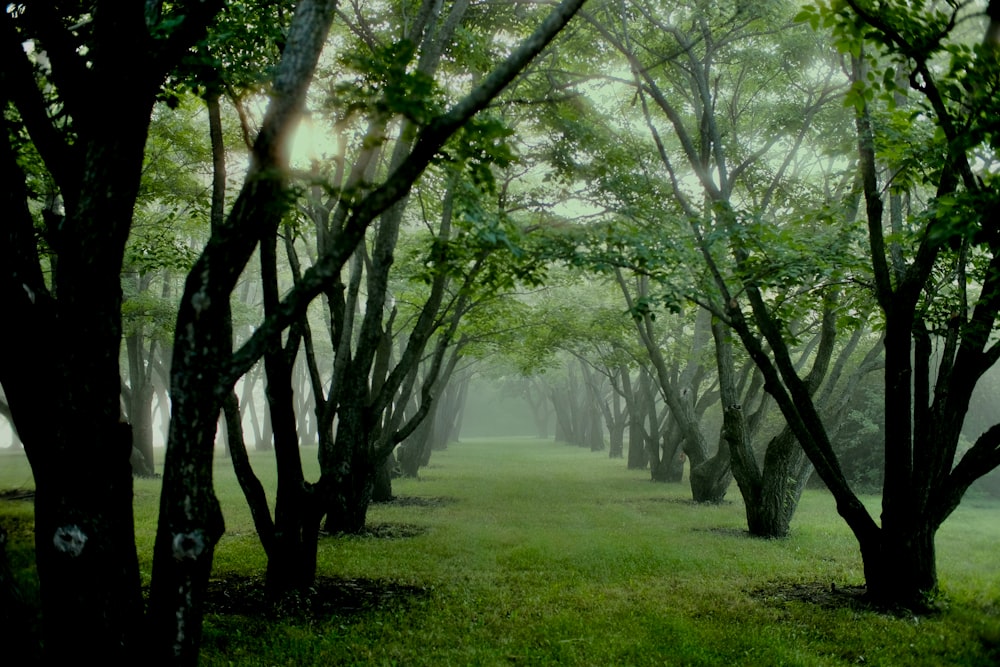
2;440;1000;665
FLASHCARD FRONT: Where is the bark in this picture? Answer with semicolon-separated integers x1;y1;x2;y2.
689;449;732;503
604;368;628;458
321;392;377;534
260;226;319;595
579;361;607;452
125;329;158;476
399;414;434;478
223;392;276;557
717;304;842;537
622;368;649;469
650;414;685;483
372;454;398;503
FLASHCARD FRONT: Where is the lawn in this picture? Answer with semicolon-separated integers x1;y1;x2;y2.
2;439;1000;665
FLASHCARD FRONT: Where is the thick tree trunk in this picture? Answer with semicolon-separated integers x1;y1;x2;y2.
865;522;938;608
689;444;732;503
31;422;144;660
735;435;813;538
626;426;648;470
225;388;321;598
1;64;154;660
130;383;157;476
650;441;684;482
321;402;376;534
266;486;322;596
608;426;625;459
587;407;606;451
650;415;685;483
322;453;376;535
148;375;226;663
399;414;432;478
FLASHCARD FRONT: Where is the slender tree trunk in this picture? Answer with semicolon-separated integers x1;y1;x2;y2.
126;333;157;475
624;370;649;469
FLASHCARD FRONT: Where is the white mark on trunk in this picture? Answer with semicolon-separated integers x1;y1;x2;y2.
171;530;206;561
191;291;210;314
53;525;88;556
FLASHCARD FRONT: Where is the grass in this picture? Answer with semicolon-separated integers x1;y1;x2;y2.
2;439;1000;665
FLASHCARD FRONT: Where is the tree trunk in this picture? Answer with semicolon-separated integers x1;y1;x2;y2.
322;453;376;535
689;443;732;503
650;415;685;483
399;414;433;478
126;332;157;476
608;425;625;459
0;65;152;661
551;389;576;444
372;453;397;502
31;422;144;660
624;370;650;469
321;399;376;534
866;523;938;608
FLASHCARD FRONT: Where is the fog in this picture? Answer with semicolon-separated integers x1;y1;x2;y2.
456;378;541;439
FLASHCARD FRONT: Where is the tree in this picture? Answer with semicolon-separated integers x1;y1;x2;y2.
613;273;730;499
748;0;1000;606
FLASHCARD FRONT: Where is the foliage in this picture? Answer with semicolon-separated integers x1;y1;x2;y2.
165;1;293;100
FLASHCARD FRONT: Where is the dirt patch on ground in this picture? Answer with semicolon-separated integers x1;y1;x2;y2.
351;522;428;539
0;490;35;502
693;526;754;538
203;574;429;620
631;496;734;507
374;495;456;508
751;581;870;610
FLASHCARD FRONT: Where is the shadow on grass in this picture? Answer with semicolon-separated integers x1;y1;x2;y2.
346;522;429;539
372;495;457;508
204;574;431;621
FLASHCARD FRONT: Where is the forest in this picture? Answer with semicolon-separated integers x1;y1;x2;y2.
2;0;1000;664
